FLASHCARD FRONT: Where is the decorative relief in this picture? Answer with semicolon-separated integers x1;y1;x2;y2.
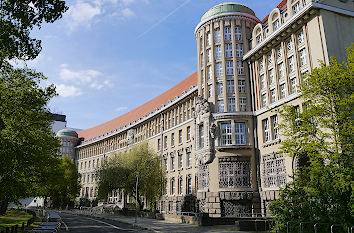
198;165;209;191
222;201;252;217
219;157;251;188
262;153;286;188
127;129;135;145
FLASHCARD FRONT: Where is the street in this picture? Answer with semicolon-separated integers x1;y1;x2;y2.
59;212;152;233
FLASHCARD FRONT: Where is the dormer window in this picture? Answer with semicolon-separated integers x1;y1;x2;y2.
273;20;280;31
293;2;301;14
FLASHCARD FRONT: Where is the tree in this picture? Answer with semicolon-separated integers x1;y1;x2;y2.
0;66;60;214
96;143;166;211
0;0;68;65
270;45;354;232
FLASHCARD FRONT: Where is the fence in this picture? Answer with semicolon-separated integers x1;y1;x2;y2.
0;209;36;233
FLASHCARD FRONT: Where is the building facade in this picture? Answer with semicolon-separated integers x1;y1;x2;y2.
74;0;354;218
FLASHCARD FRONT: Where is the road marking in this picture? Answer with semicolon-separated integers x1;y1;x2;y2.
61;220;69;231
88;217;126;230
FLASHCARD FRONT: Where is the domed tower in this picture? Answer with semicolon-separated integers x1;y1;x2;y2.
194;3;260;218
56;128;79;161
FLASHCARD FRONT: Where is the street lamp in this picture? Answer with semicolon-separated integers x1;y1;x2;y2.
135;172;139;224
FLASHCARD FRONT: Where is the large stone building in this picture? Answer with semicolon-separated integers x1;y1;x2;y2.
74;0;354;218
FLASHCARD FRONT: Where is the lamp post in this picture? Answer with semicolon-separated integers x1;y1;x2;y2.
135;172;139;223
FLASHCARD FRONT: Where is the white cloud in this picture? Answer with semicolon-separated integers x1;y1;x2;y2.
115;106;128;111
121;8;135;18
66;1;101;31
56;84;83;97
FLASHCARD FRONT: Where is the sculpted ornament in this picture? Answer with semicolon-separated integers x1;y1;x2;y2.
127;129;135;145
194;96;210;117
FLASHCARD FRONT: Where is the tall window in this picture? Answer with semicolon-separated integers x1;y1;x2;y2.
278;62;285;78
225;44;233;58
280;83;286;99
216;63;222;77
207;66;212;79
227;79;234;94
238;79;246;93
269;68;275;85
215;45;221;60
273;19;280;31
187;126;191;141
178;153;183;169
293;2;301;14
221;123;232;145
287;39;293;51
271;115;278;140
235;27;242;40
259;60;264;70
178;130;182;144
171;133;175;146
186;152;191;168
228;97;236;112
224;27;231;41
217;81;223;95
199;124;204;148
164;136;168;148
260;74;266;89
288;56;295;73
270;89;276;103
263;118;270;142
218;99;224;112
290;77;297;94
268;53;273;65
237;61;244;75
297;31;305;44
171;177;175;195
262;93;267;107
299;48;307;66
239;97;247;112
236;44;243;57
207;49;211;63
277;47;283;58
226;61;234;75
178;177;183;195
157;139;161;150
171;156;175;171
186;175;192;194
164;158;168;171
206;32;211;46
235;123;246;145
214;29;221;43
208;84;212;98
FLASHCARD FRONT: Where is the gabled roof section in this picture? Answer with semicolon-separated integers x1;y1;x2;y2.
261;0;288;24
78;72;198;142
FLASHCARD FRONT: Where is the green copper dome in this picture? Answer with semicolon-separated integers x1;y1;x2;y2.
57;128;78;138
200;2;255;22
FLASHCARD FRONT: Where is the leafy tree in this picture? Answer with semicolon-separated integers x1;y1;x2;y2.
96;143;166;210
0;65;60;214
270;45;354;232
0;0;68;65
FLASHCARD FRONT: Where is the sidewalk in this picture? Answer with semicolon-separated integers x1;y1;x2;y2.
66;210;248;233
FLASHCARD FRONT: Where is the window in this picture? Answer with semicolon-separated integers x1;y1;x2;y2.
171;133;175;146
80;162;83;170
178;153;183;169
221;123;232;145
187;126;191;141
233;123;245;145
200;54;204;67
186;152;191;168
293;2;301;14
225;44;233;58
199;124;204;148
200;37;203;50
260;74;266;89
298;31;305;44
269;68;275;85
235;27;242;40
164;135;167;148
238;79;246;93
228;97;236;112
262;93;267;107
224;27;231;41
268;54;273;65
277;47;283;58
217;81;223;95
264;157;286;188
290;77;297;94
178;177;183;195
207;66;212;79
287;39;293;51
299;48;307;66
186;175;192;194
218;99;224;112
158;138;161;151
280;83;286;99
171;156;175;171
256;35;262;44
219;158;250;188
263;118;270;142
278;62;285;78
239;97;247;112
171;177;175;195
206;32;211;46
208;84;212;98
207;49;211;63
215;45;221;60
288;56;295;73
85;161;87;169
214;29;221;43
164;158;168;171
236;44;243;57
178;130;182;144
216;63;223;77
270;89;276;103
273;19;280;31
227;79;234;94
237;61;244;75
89;160;91;168
226;61;234;75
271;115;278;140
259;60;264;70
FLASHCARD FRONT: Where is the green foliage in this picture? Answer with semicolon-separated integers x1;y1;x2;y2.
0;65;61;213
270;45;354;232
96;143;166;210
0;0;68;64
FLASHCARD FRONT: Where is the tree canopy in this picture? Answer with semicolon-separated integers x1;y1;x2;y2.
96;143;166;210
270;45;354;232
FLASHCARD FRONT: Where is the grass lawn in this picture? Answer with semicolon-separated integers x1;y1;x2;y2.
0;209;32;231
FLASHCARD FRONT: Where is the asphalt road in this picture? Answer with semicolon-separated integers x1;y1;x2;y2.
59;212;152;233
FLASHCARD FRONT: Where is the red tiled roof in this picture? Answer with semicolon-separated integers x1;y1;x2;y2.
78;72;198;141
261;0;288;24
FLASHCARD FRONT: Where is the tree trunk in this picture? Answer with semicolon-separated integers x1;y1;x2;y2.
0;200;8;215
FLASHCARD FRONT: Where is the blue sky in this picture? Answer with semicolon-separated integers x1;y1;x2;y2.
25;0;281;130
